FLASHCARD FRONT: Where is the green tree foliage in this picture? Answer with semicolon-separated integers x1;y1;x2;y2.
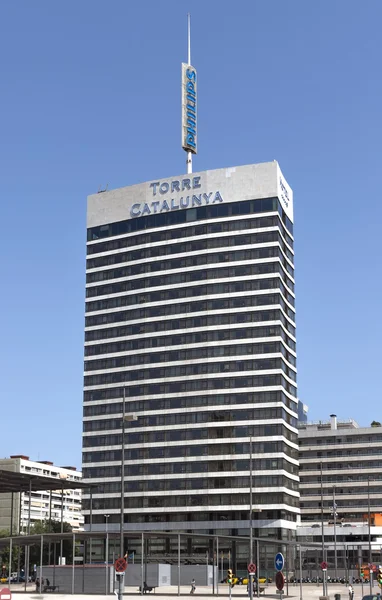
371;421;381;427
0;521;73;573
29;520;73;566
0;530;21;573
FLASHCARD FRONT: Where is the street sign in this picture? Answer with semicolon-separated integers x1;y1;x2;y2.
114;557;127;573
0;588;11;600
248;563;257;573
321;561;328;570
275;572;285;591
275;552;284;572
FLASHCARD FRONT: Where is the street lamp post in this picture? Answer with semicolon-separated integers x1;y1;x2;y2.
104;514;110;595
368;477;372;595
320;462;327;597
118;388;137;600
120;390;126;561
249;436;254;600
333;486;337;579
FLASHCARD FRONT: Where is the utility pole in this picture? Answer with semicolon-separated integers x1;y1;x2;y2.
333;486;337;579
249;437;254;600
368;477;372;595
320;462;327;596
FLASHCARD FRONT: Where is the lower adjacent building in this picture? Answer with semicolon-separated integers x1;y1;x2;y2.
0;455;84;533
298;415;382;574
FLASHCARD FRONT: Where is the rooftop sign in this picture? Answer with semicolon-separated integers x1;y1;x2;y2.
182;63;197;154
130;176;223;218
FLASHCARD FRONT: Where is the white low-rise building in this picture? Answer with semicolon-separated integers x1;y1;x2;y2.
298;415;382;573
0;455;83;533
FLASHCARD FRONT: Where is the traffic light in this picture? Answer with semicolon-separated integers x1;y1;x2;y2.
377;566;382;587
227;569;233;585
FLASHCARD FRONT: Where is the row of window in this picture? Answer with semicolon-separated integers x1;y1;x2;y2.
85;305;296;339
303;487;382;497
303;449;382;460
87;474;298;494
87;231;294;270
83;440;299;462
88;197;293;241
84;373;297;400
83;415;295;435
86;261;295;299
83;456;298;478
303;461;382;471
85;272;295;310
86;294;295;332
301;474;382;484
85;342;296;372
299;435;382;446
83;429;297;451
84;341;296;372
86;247;291;283
301;498;382;509
85;323;296;353
87;214;293;256
83;390;297;416
83;491;299;510
84;358;297;387
83;511;296;525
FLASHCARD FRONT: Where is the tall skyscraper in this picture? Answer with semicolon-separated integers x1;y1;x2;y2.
82;161;299;567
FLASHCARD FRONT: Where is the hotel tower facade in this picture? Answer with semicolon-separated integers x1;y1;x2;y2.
82;161;299;566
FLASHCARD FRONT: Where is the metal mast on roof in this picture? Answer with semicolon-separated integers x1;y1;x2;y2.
187;12;191;65
186;13;192;174
182;13;197;174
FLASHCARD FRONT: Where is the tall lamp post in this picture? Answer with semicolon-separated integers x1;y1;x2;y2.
249;437;254;600
118;388;137;600
333;486;337;579
104;514;110;595
320;462;327;597
368;477;372;595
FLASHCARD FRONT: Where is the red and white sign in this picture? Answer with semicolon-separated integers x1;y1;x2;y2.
0;588;12;600
321;561;328;571
114;557;127;573
275;572;285;591
248;563;257;573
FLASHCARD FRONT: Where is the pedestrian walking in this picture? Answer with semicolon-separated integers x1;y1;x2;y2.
348;583;354;600
190;578;196;594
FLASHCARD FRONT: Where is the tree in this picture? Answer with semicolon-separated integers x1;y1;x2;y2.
371;421;381;427
0;529;22;572
28;520;73;566
0;521;74;574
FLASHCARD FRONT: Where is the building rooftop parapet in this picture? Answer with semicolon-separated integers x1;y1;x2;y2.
298;418;359;431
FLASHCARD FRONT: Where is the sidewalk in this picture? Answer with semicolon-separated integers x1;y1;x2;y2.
9;582;372;599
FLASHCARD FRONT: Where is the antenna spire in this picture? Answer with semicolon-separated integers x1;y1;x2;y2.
181;13;197;174
187;13;191;65
186;13;192;174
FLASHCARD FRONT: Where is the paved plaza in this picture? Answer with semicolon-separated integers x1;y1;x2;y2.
7;582;377;599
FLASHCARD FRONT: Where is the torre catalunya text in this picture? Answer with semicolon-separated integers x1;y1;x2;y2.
83;161;298;571
130;176;224;217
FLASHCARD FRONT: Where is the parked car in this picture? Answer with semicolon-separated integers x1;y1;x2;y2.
10;575;25;583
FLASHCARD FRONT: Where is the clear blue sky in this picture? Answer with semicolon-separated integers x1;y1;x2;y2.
1;0;381;468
